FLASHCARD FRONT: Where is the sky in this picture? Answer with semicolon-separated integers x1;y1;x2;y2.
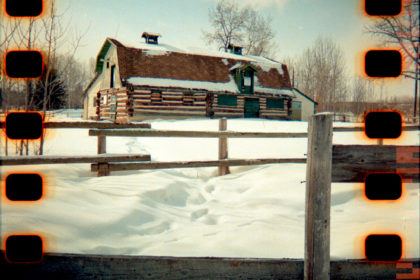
46;0;418;100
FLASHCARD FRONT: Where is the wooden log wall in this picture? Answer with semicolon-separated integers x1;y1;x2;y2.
97;88;129;123
129;87;207;117
213;92;290;119
98;86;293;120
212;94;244;118
257;93;289;119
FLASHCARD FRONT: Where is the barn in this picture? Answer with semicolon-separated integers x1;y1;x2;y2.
83;33;295;122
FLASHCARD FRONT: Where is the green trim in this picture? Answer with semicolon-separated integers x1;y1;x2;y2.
266;98;284;109
95;40;112;73
218;94;237;106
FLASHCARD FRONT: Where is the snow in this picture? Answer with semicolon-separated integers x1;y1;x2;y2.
127;76;240;93
143;49;170;56
150;44;286;73
1;110;419;259
133;42;186;53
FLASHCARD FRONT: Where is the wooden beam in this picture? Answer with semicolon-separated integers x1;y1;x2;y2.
304;113;333;280
0;154;151;165
332;125;419;132
44;122;151;129
91;158;306;172
89;129;308;138
218;118;230;176
97;136;107;176
1;252;417;279
332;145;419;182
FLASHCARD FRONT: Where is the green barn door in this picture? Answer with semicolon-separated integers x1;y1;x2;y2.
244;98;259;118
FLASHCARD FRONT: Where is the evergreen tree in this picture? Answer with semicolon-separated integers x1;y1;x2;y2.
32;68;66;110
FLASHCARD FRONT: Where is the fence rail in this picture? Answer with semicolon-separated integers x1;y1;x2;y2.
1;252;418;279
91;158;307;172
0;121;151;129
0;154;151;166
89;129;309;138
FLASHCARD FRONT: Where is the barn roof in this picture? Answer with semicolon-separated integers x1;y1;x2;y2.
94;38;293;95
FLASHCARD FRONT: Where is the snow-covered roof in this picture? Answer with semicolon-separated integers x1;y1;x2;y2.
100;38;292;95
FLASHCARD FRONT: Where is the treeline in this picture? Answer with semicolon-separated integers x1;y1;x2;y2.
0;1;92;113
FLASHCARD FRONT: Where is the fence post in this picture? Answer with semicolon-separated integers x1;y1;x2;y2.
218;118;230;176
304;113;333;280
97;135;109;176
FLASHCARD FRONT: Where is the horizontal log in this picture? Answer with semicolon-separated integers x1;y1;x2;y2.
134;109;205;116
213;112;243;117
43;122;151;129
1;252;417;279
134;99;151;104
163;92;183;95
0;154;151;165
260;111;288;115
89;129;308;138
213;107;244;113
134;105;205;111
132;90;151;94
163;96;183;100
91;158;307;171
162;100;183;105
332;145;419;182
132;93;151;97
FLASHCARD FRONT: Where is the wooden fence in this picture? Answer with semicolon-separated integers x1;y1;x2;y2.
1;117;419;279
87;119;419;177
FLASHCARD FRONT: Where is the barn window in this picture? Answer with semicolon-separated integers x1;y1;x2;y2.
218;94;237;106
102;95;108;105
151;89;162;103
110;65;116;88
235;66;255;95
266;98;284;109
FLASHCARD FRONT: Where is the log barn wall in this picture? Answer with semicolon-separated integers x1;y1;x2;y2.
96;86;291;121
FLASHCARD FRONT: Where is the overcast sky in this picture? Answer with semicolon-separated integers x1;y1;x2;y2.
55;0;414;99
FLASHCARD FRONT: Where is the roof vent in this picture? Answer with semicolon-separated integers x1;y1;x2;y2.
227;43;243;55
141;32;161;44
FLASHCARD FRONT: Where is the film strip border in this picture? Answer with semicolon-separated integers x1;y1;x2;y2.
362;0;417;269
0;0;419;278
2;0;45;264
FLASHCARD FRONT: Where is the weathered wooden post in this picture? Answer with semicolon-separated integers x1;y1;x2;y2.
97;135;109;176
218;118;230;176
304;113;333;280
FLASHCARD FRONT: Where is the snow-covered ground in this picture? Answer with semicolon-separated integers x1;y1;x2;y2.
0;110;418;259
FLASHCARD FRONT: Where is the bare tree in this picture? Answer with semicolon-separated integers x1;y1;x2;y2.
203;0;276;56
365;0;419;118
1;1;87;156
243;9;275;56
293;37;348;112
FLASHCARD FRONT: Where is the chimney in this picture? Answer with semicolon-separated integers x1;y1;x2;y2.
141;32;161;44
227;43;243;55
